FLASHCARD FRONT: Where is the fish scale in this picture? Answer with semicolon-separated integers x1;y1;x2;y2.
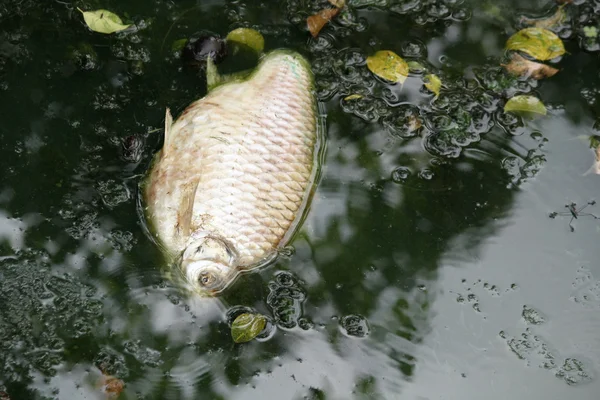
143;50;318;294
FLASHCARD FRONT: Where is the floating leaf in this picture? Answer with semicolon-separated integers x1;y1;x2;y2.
504;95;547;115
424;74;442;97
344;94;363;101
307;8;340;38
77;8;131;34
519;6;567;30
366;50;409;84
407;60;426;73
506;27;565;61
231;313;266;343
502;53;559;79
407;114;422;133
328;0;346;7
583;26;598;39
171;38;187;53
226;28;265;54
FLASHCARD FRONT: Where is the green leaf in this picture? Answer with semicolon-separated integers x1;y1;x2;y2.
504;95;547;115
584;26;598;39
231;313;266;343
366;50;409;84
226;28;265;54
424;74;442;97
505;27;565;61
77;8;131;34
407;60;426;73
171;39;187;53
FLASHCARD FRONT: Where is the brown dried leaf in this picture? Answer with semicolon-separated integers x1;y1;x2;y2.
307;8;340;38
97;371;125;399
328;0;346;7
407;114;422;133
0;392;10;400
502;53;559;79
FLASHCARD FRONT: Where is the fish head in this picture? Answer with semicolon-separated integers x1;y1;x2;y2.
180;235;237;295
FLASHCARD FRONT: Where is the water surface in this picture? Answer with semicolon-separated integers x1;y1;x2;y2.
1;0;600;399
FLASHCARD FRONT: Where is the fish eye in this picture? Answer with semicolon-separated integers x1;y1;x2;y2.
199;271;214;287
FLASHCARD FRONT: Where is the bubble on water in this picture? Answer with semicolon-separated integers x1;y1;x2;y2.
297;317;314;330
391;166;411;183
382;105;423;138
505;328;557;369
340;314;370;338
95;347;129;379
96;180;130;209
123;340;163;367
0;247;107;386
418;169;434;180
570;265;600;309
522;305;546;325
267;271;307;329
555;358;594;386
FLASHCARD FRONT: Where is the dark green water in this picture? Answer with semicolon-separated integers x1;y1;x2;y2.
1;0;600;399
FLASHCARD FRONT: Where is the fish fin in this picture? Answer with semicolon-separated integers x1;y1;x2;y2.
177;180;199;238
163;107;173;154
582;161;600;176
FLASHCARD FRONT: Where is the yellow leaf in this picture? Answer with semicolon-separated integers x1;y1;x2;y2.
505;27;565;61
226;28;265;54
328;0;346;7
502;53;559;79
366;50;409;84
307;8;340;38
504;95;547;115
78;8;131;34
343;94;363;101
424;74;442;97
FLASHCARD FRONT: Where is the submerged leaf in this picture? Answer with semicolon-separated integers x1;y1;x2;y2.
307;8;340;38
97;371;125;399
502;53;559;79
226;28;265;54
424;74;442;97
519;6;567;30
366;50;409;84
506;27;565;61
77;8;131;34
231;313;266;343
504;95;547;115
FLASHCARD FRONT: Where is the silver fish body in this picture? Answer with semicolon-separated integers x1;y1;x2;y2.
143;50;319;295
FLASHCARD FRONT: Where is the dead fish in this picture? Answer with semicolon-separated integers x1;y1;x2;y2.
142;50;321;295
584;145;600;176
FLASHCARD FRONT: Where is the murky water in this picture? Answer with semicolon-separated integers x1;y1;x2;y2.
1;0;600;399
